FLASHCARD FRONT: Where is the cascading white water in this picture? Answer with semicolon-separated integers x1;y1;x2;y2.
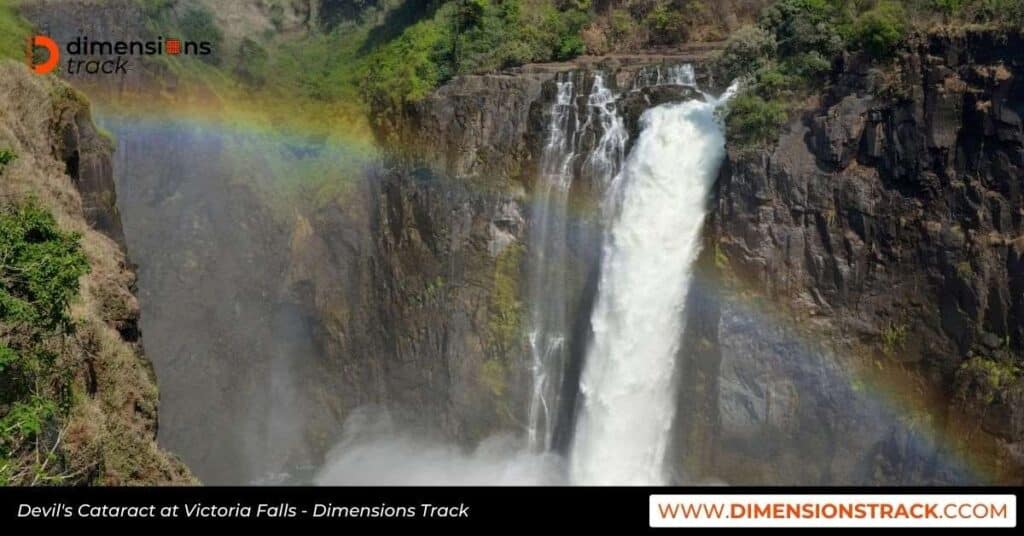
526;75;577;450
527;72;629;451
582;74;627;189
662;64;697;87
632;63;697;90
313;65;734;486
569;86;736;485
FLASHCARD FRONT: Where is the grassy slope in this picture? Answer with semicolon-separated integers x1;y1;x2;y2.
0;62;195;485
0;2;30;61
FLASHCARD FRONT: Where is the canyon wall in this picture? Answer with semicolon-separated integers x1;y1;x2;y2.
18;0;1023;485
0;61;193;484
679;30;1024;485
375;31;1024;485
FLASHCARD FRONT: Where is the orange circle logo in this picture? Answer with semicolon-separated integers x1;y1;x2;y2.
28;35;60;74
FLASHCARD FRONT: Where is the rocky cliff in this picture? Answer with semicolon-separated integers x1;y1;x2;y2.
681;29;1024;485
349;61;709;448
0;61;193;484
364;29;1024;485
17;0;1023;485
291;73;550;446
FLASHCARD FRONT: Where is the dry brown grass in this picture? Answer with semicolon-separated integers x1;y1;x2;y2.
0;60;195;485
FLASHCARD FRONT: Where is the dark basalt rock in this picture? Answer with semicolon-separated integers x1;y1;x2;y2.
678;30;1024;485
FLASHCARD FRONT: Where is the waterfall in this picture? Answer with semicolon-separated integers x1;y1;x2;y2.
526;74;577;450
632;63;697;90
582;74;627;190
526;72;628;450
569;87;735;485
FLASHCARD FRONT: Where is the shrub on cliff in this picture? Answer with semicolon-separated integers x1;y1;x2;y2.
0;201;89;485
758;0;847;59
452;1;592;70
852;1;907;59
0;202;89;330
721;0;911;147
725;93;788;147
234;38;270;87
0;5;30;62
360;14;450;107
714;25;777;82
645;3;687;44
929;0;1024;25
0;149;15;172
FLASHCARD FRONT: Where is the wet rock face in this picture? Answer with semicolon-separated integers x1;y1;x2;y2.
357;64;711;446
688;30;1024;484
50;90;126;245
338;72;551;444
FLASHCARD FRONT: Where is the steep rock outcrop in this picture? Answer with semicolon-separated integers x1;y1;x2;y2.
297;73;552;444
0;61;193;484
685;30;1024;485
344;62;707;445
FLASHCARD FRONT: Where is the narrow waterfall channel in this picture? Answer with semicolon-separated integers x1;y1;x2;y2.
568;86;735;485
526;72;628;450
526;74;577;450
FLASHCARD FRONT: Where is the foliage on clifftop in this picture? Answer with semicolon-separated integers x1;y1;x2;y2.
355;0;768;107
342;1;596;109
717;0;1024;147
114;1;770;111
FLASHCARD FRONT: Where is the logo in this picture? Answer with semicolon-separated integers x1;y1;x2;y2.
28;35;60;74
26;34;214;76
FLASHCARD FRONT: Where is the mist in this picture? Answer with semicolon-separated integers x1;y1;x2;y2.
315;408;566;486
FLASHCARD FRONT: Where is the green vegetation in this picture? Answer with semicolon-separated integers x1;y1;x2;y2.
645;3;688;44
488;242;524;356
933;0;1024;23
412;275;446;305
852;1;907;59
718;0;850;147
226;0;760;111
956;260;974;279
713;242;730;271
179;6;223;64
0;201;89;485
175;1;597;111
0;3;30;61
725;91;788;145
360;0;593;107
956;356;1022;405
881;322;907;356
479;359;508;397
715;25;777;84
0;149;16;172
234;37;270;87
719;0;1024;147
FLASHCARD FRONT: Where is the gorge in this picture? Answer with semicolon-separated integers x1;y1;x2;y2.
1;0;1022;487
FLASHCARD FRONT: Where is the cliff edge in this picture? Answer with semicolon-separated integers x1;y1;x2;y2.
0;61;193;485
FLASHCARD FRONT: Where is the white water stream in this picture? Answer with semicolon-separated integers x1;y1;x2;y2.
569;86;735;485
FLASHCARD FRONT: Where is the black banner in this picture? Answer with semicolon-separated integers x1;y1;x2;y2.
0;486;1020;529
